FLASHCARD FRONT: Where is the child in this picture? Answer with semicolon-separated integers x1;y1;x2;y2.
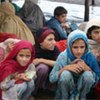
85;17;100;65
85;17;100;99
49;30;100;100
47;6;68;41
32;27;60;95
0;40;36;100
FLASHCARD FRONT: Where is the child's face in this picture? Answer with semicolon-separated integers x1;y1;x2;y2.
91;28;100;43
16;49;31;66
40;34;56;51
71;39;86;59
56;13;67;23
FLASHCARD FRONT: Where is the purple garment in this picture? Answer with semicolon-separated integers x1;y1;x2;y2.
33;46;60;95
33;63;49;95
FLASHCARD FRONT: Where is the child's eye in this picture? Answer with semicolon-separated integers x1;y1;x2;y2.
94;31;100;34
26;55;31;58
73;46;78;49
48;38;54;41
19;54;24;57
81;46;85;48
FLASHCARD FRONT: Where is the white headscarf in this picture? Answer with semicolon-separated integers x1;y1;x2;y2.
85;17;100;34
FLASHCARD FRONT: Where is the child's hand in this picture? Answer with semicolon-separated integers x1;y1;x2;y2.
14;73;20;81
33;58;46;66
59;64;83;76
66;64;83;74
61;23;69;29
77;60;92;71
32;58;43;65
15;73;30;81
19;73;31;81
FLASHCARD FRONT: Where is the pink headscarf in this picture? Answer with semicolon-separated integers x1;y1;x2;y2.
0;40;35;81
0;40;35;99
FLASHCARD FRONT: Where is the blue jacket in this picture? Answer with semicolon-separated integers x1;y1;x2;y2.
47;17;67;40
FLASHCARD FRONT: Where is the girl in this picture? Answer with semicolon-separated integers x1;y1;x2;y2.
50;30;100;100
47;6;68;41
32;27;60;95
0;40;36;100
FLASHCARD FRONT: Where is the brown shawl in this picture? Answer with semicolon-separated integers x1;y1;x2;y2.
0;2;35;45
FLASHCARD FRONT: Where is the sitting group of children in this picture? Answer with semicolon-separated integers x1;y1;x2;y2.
0;1;100;100
0;23;100;100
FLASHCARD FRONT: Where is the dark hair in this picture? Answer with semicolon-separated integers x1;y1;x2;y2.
54;6;67;16
36;27;49;37
87;26;100;39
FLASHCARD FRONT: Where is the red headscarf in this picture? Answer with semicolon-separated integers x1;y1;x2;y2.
0;33;18;43
36;27;55;43
0;40;35;99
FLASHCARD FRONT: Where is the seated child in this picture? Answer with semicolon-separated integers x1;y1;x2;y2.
85;17;100;65
50;29;100;100
0;40;36;100
47;6;68;41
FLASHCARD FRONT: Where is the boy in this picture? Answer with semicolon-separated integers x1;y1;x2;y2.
47;6;68;41
49;30;100;100
85;17;100;65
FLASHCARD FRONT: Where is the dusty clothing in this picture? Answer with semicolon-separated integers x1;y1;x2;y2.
1;64;36;100
1;76;18;100
0;2;35;45
17;0;46;34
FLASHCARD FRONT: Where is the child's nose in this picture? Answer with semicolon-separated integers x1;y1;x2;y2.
23;57;27;61
98;32;100;37
52;40;56;45
78;49;81;53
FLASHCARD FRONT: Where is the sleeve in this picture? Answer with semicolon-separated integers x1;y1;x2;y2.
88;53;100;77
52;22;67;39
49;51;68;83
0;75;15;91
